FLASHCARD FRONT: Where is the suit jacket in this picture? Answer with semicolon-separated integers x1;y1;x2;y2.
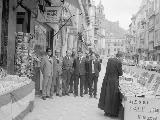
40;55;53;77
62;56;73;73
85;59;90;74
73;57;86;76
57;57;63;76
89;59;101;77
52;56;58;77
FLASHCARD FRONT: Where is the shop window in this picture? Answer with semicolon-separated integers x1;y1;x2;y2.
16;11;31;33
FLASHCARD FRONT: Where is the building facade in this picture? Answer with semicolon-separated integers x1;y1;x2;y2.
154;0;160;61
106;37;126;56
127;0;156;61
94;1;106;55
0;0;90;74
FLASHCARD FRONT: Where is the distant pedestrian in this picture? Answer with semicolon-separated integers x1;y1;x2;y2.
62;50;74;96
40;48;53;100
98;52;123;117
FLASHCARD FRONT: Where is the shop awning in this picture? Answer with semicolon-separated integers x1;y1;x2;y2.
65;0;81;10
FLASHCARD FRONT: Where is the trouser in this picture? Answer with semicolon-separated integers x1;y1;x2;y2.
69;73;75;92
32;67;40;95
42;75;52;97
62;70;71;94
84;73;89;94
56;75;62;96
50;75;56;96
74;75;85;96
89;73;98;96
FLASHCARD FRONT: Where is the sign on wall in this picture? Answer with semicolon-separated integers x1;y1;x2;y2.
125;97;160;120
43;6;62;23
61;18;73;26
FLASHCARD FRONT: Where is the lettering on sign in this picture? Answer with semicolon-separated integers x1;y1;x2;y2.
125;97;160;120
43;6;62;23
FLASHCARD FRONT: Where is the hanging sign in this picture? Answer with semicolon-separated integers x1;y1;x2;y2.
125;97;160;120
61;19;73;26
43;6;62;23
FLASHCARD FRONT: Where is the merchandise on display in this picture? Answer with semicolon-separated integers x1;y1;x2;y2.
15;32;35;78
0;67;7;79
0;75;31;96
119;67;155;98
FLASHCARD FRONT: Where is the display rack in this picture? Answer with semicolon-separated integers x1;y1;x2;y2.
15;32;34;78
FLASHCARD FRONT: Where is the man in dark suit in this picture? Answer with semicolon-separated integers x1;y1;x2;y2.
69;51;76;93
62;50;74;96
73;51;86;97
89;53;101;99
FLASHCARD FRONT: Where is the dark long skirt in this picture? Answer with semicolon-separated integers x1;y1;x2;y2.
98;77;121;116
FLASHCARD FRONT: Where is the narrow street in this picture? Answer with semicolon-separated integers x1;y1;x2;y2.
23;60;119;120
24;61;159;120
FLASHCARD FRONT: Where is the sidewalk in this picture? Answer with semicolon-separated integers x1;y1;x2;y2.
24;60;119;120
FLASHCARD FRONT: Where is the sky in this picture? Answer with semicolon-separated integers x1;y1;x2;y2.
95;0;142;30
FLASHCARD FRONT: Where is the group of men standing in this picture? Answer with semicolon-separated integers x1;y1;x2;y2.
40;48;101;100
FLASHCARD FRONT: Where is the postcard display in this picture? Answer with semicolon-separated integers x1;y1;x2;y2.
120;67;160;120
15;32;35;78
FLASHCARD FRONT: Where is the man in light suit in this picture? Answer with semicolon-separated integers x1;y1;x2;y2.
40;48;53;100
50;51;58;97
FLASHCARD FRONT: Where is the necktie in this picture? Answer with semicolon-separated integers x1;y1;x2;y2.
49;57;52;64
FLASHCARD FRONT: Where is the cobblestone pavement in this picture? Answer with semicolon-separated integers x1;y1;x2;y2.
24;60;119;120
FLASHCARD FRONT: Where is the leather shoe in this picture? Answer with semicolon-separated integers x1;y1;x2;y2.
74;94;78;97
42;96;46;100
49;96;53;99
69;90;73;93
80;95;84;97
66;93;69;96
94;95;98;99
